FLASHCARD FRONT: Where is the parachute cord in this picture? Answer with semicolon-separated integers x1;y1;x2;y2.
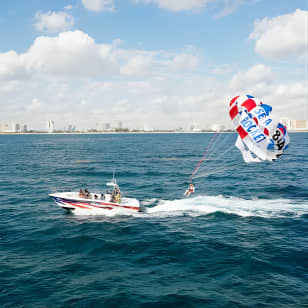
190;132;220;180
200;132;225;164
192;143;235;179
202;135;233;164
211;142;235;162
193;164;234;179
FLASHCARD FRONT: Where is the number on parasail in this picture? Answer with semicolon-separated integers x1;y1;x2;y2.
229;95;289;163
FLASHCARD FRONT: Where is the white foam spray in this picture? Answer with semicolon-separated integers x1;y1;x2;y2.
72;195;308;219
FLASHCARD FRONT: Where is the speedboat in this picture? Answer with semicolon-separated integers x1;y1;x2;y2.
49;178;145;213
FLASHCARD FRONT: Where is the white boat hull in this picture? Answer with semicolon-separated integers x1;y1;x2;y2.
49;192;144;213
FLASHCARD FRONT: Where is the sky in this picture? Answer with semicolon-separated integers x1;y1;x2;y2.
0;0;307;130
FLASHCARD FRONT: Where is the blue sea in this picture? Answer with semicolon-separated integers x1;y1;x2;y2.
1;133;308;308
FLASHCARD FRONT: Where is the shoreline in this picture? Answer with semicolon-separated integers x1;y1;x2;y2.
0;130;307;135
0;131;232;135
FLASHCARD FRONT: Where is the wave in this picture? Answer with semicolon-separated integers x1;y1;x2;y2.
145;195;308;218
71;195;308;218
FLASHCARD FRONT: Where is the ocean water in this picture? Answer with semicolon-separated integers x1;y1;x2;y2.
0;132;307;308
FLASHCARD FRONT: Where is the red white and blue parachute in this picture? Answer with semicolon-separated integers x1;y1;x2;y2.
229;95;289;163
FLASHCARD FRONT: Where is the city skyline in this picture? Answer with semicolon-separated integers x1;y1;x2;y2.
1;116;307;133
0;119;225;132
0;1;307;130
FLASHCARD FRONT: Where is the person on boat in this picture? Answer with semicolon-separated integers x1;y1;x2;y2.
85;188;90;198
115;187;121;203
111;186;121;203
184;183;195;197
79;189;86;198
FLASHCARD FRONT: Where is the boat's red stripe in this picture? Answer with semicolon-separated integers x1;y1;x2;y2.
62;199;139;211
98;202;139;211
62;200;91;209
69;198;139;211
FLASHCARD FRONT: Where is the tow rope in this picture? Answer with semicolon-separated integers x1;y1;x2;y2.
190;132;220;181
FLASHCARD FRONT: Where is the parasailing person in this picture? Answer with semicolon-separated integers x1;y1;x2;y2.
184;183;195;197
183;131;220;197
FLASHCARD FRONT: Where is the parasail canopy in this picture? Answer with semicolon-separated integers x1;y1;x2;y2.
229;95;289;163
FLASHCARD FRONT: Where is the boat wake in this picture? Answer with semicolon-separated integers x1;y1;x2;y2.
145;195;308;218
72;195;308;218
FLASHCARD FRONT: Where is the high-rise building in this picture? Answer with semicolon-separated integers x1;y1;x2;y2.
96;123;104;131
66;124;76;132
212;124;225;132
47;120;55;133
280;117;307;130
143;123;154;132
12;123;21;132
22;124;27;132
290;119;307;130
192;124;202;132
0;123;6;132
280;117;290;129
105;123;111;130
3;123;9;132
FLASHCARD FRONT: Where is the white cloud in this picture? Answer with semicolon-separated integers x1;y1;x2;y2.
168;53;199;71
209;63;236;75
0;31;120;79
26;98;41;111
0;80;19;94
216;0;245;17
120;54;153;75
64;5;73;10
82;0;115;12
0;51;28;80
256;81;308;117
134;0;212;12
35;11;75;33
1;70;306;130
230;64;273;92
135;0;253;13
0;30;305;130
229;64;307;119
249;9;308;60
25;31;117;77
0;31;204;80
